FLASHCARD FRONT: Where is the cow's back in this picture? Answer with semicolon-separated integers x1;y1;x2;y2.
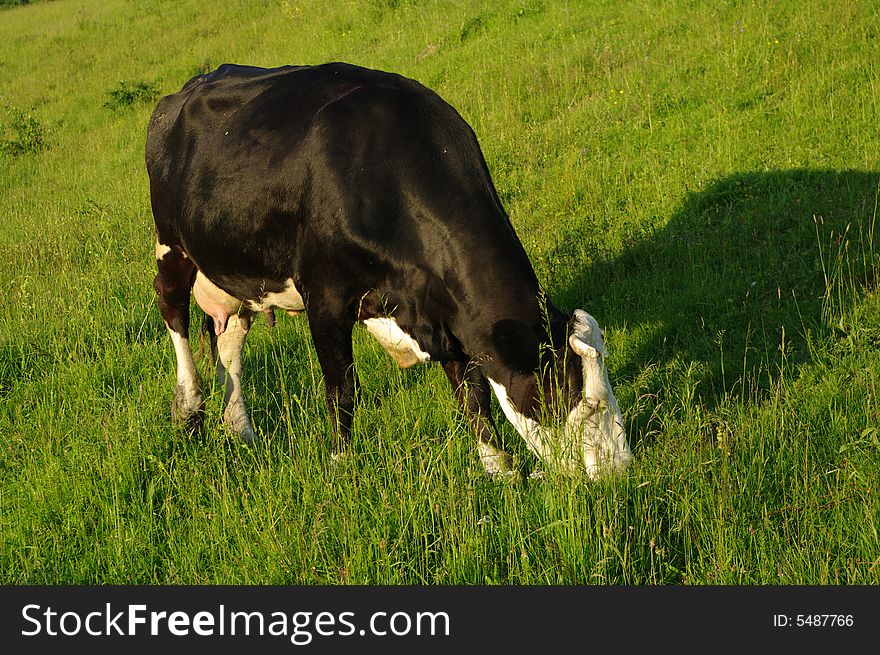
147;62;441;182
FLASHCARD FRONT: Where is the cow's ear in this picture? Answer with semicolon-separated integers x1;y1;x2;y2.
569;334;599;359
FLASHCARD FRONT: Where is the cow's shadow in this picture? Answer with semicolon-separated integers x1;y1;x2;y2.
547;169;879;449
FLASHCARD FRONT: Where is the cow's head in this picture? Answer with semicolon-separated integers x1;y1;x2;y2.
487;308;633;478
558;309;632;476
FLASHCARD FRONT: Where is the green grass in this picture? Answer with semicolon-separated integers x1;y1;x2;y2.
1;0;878;584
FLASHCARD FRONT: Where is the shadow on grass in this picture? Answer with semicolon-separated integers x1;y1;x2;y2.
552;169;879;447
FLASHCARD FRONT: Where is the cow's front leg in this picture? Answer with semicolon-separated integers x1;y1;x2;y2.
443;360;515;480
214;313;256;442
307;308;357;461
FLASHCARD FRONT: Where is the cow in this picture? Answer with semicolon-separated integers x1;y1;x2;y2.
146;62;631;478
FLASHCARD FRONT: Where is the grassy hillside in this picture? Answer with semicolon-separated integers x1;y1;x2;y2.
1;0;878;584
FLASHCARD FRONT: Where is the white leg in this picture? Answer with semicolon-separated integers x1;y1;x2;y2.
168;328;204;425
215;314;256;441
487;377;556;461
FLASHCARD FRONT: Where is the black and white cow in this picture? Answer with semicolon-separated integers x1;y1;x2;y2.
146;62;631;478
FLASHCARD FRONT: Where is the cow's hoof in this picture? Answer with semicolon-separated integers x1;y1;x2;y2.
239;427;259;445
477;444;515;481
171;385;205;432
330;450;353;465
491;468;522;484
226;426;257;444
222;402;257;443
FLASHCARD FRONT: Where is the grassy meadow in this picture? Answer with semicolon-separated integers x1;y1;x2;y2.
1;0;878;584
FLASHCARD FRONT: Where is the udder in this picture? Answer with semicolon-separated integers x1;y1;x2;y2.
193;272;244;335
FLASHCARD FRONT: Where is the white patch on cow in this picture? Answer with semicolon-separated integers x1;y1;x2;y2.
564;393;630;476
168;327;203;419
193;271;244;335
246;278;305;315
566;310;632;475
155;240;172;260
486;377;561;467
215;313;256;442
363;317;430;368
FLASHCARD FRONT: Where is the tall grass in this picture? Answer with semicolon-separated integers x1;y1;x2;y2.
1;0;878;584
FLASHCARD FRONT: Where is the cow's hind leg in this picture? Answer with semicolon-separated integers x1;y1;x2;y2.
190;271;256;442
214;313;256;442
443;360;515;480
154;241;204;429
